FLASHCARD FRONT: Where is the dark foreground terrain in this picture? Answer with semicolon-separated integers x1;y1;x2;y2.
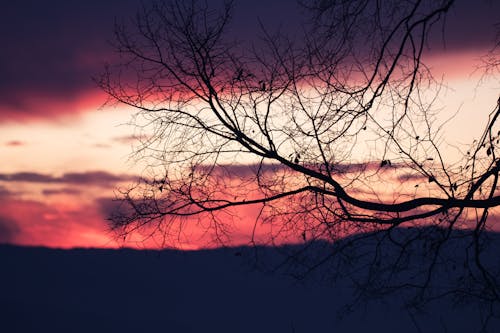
1;230;499;332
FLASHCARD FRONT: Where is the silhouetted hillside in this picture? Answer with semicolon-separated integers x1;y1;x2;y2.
1;227;500;332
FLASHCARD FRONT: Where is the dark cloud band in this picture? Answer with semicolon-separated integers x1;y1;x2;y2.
0;171;138;186
0;0;497;122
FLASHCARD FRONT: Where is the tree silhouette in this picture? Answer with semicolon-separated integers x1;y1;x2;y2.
99;0;500;324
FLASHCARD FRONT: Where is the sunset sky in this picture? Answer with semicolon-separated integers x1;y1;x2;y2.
1;0;499;249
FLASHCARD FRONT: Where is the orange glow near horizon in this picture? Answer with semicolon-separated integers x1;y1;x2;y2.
2;162;499;250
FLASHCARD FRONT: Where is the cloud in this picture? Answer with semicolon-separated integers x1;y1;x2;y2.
92;143;112;149
0;216;19;243
0;171;139;187
0;173;56;183
195;163;288;179
0;0;138;122
0;195;118;248
5;140;24;147
434;1;500;52
0;185;13;197
0;91;108;123
0;1;497;123
113;135;151;145
61;171;137;185
398;173;427;182
96;197;136;223
195;161;400;179
41;188;82;196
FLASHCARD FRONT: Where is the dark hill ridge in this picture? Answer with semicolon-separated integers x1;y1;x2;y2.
1;227;500;332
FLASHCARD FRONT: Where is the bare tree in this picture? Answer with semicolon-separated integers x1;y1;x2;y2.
99;0;500;326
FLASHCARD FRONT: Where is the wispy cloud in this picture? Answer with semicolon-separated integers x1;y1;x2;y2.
112;134;152;145
92;143;111;149
42;188;83;196
0;171;139;187
195;161;402;179
4;140;24;147
397;173;427;182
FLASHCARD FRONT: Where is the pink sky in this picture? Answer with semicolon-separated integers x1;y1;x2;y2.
0;1;499;249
